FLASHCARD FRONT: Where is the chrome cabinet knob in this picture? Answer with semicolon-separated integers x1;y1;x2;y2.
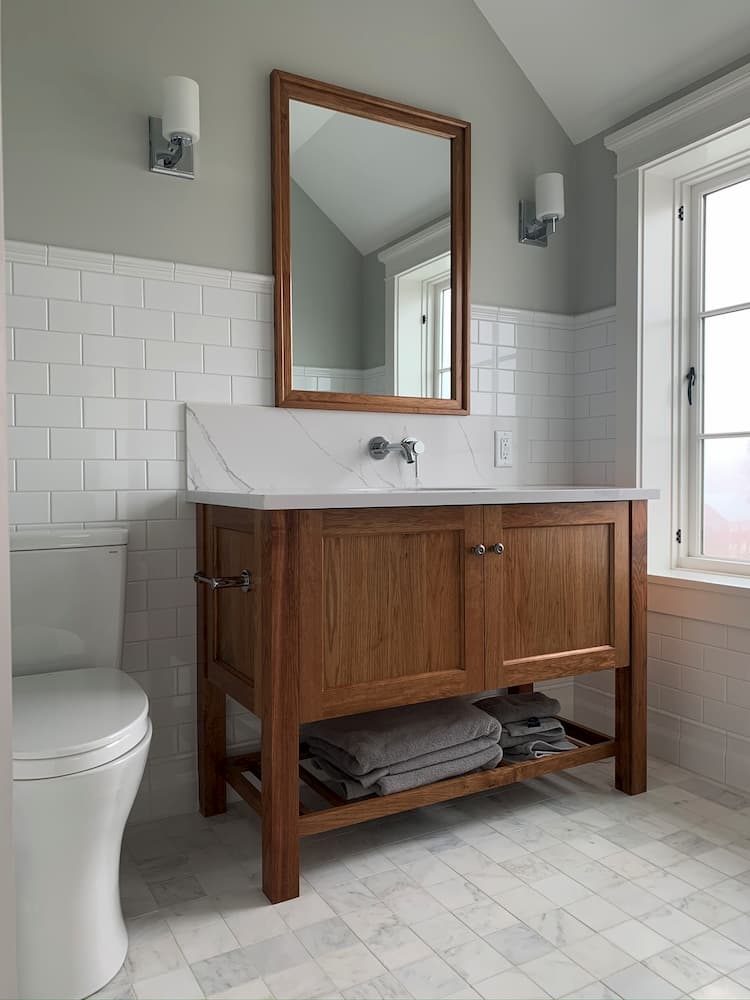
472;544;486;556
491;543;504;555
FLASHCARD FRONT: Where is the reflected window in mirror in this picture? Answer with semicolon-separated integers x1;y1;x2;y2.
271;70;470;414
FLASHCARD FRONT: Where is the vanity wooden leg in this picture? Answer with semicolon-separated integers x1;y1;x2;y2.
197;504;227;817
261;511;300;903
616;500;647;795
508;684;534;694
197;674;227;816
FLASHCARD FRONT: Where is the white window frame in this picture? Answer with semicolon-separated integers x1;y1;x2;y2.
421;272;451;398
603;62;750;583
676;160;750;578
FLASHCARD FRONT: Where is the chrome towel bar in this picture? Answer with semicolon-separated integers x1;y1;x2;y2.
194;570;253;592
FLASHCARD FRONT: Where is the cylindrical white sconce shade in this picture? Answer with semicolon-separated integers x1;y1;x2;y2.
535;172;565;221
162;76;200;143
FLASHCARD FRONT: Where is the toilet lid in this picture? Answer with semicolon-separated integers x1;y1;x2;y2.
13;668;150;779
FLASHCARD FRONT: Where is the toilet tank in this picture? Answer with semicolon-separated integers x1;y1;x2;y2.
10;528;129;677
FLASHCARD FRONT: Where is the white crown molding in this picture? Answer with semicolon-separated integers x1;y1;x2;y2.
48;245;113;272
174;263;231;288
605;62;750;171
377;217;450;276
6;241;48;266
115;254;175;281
230;272;274;293
575;306;616;328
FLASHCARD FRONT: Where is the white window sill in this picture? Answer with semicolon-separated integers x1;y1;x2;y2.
648;569;750;627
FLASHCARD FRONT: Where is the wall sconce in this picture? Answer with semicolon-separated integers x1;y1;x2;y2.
519;172;565;247
149;76;200;179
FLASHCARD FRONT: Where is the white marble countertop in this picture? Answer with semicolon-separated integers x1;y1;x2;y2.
185;486;659;511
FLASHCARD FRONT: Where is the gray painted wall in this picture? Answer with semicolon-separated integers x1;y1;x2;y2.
291;181;363;370
0;8;17;993
571;53;750;315
361;251;386;370
1;0;576;314
572;135;617;313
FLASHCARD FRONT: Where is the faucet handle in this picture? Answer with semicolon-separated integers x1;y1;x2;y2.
402;438;425;479
403;437;425;457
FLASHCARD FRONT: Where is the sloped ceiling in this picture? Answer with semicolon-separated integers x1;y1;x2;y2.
475;0;750;143
289;102;450;256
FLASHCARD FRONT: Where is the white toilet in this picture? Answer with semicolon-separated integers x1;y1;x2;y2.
11;528;152;1000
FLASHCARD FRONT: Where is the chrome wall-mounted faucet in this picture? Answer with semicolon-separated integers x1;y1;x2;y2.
368;436;425;479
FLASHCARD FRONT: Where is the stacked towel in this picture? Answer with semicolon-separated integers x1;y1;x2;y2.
475;691;575;761
304;699;503;798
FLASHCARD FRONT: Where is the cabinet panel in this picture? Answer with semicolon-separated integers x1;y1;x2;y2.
299;506;484;720
485;502;629;686
200;506;263;712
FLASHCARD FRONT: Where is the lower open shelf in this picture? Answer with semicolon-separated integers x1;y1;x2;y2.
222;717;615;837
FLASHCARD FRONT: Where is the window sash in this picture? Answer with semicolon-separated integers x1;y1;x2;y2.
680;164;750;576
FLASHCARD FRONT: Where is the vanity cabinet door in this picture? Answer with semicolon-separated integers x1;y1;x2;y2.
484;502;630;687
298;505;485;721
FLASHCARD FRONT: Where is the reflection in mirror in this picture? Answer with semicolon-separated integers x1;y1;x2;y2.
289;101;451;398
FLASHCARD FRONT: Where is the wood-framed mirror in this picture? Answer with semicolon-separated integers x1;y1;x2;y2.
270;69;470;414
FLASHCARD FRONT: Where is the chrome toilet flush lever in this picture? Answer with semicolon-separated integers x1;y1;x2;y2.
368;435;426;479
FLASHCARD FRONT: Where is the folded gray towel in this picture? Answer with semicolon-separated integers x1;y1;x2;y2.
475;692;561;725
307;744;503;799
504;737;577;761
305;699;501;776
312;734;501;790
501;719;565;749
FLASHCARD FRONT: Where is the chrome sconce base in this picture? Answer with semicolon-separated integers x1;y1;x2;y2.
149;116;194;179
518;200;557;247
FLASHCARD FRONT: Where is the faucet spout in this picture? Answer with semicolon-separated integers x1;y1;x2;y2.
367;436;426;479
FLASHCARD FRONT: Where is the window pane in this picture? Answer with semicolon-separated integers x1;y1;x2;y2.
439;369;451;397
703;311;750;434
703;436;750;560
704;178;750;311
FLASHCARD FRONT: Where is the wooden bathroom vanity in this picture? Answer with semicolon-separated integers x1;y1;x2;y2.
192;488;653;903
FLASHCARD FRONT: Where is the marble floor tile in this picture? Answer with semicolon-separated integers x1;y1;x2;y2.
484;922;554;965
475;968;551;999
264;959;336;999
563;894;629;932
317;942;390;990
394;953;467;999
524;908;594;948
640;903;705;944
117;758;750;1000
341;972;406;999
171;918;239;965
132;967;204;1000
693;976;750;998
452;899;516;937
295;916;360;958
189;946;261;996
562;934;634;979
603;962;683;999
519;949;595;998
601;918;671;960
644;944;720;993
412;912;478;952
443;936;510;983
686;929;750;974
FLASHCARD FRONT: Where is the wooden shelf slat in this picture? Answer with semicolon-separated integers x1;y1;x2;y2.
297;739;615;836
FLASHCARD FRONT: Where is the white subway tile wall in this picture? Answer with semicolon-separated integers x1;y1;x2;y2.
571;309;617;486
1;242;632;820
575;612;750;790
5;241;275;821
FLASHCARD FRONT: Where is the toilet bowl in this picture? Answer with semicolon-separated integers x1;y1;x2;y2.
10;528;152;1000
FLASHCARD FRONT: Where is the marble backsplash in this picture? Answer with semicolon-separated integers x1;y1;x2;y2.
186;403;564;494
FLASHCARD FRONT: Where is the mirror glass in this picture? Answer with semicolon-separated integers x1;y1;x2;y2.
289;100;452;398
